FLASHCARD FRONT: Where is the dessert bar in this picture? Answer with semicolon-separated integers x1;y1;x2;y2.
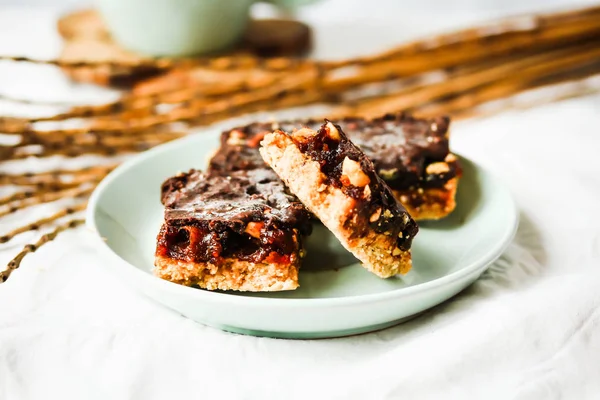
155;168;312;291
260;121;418;278
338;113;460;220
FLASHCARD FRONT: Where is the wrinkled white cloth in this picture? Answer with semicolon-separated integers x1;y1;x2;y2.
2;3;600;399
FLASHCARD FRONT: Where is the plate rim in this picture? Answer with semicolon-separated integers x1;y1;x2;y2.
86;127;519;308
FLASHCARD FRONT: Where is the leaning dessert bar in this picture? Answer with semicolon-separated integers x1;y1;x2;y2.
260;121;418;278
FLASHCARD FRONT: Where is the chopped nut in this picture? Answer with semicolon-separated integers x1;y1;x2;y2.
379;168;398;180
226;129;246;145
369;208;382;222
445;153;457;163
244;222;264;238
398;231;404;238
343;197;357;215
426;162;450;175
363;185;371;199
431;122;438;132
341;157;370;187
392;248;402;256
383;209;393;218
291;128;315;140
325;121;340;140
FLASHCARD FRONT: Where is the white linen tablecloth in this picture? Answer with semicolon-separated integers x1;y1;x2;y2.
1;2;600;399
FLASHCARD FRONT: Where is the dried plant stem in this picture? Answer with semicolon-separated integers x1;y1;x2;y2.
93;68;320;127
425;66;600;120
0;67;320;137
324;4;600;68
24;130;185;148
323;22;600;92
455;79;600;120
6;68;301;124
0;164;117;185
0;54;307;72
0;202;87;243
345;42;600;117
0;190;36;206
8;131;185;159
0;93;77;106
194;90;324;127
0;219;85;283
0;55;175;69
2;6;598;129
0;186;93;218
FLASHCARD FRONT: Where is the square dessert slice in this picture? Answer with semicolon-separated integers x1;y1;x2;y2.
260;120;419;278
154;168;312;291
215;112;460;220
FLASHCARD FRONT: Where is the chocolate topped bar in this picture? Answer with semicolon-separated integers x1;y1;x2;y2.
292;121;418;251
157;168;311;265
260;121;418;277
154;167;312;291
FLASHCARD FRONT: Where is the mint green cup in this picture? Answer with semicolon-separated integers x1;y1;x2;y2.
95;0;317;57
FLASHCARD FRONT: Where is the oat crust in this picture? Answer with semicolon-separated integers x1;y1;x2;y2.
154;255;299;291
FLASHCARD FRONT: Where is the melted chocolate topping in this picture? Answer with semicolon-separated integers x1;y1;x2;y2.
208;127;270;173
157;168;312;264
337;113;459;190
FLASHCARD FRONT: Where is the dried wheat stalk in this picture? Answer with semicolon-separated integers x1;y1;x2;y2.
415;68;599;120
0;164;117;185
0;219;85;283
342;41;600;117
0;186;93;218
456;78;600;120
0;202;87;243
2;4;598;129
324;4;600;68
0;53;307;72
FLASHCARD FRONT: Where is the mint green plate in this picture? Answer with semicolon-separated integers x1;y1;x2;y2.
86;128;518;339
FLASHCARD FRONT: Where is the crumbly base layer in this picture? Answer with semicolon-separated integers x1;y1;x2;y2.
393;178;458;221
154;255;299;291
260;132;412;278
